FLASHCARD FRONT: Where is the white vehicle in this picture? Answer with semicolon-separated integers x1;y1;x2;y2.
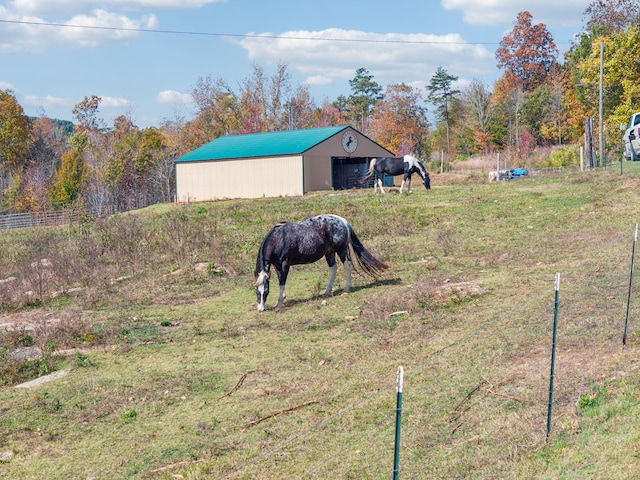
623;112;640;161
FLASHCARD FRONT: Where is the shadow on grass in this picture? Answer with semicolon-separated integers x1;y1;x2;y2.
269;277;402;312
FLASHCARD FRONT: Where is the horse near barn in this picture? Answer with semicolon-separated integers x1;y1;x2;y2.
254;214;388;311
362;155;430;194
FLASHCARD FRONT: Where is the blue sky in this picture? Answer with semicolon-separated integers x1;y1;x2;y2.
0;0;593;128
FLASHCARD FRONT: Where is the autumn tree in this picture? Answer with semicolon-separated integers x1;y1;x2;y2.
135;127;174;204
575;26;640;151
461;79;495;154
494;7;562;150
370;83;429;156
537;70;574;145
495;11;558;92
556;65;588;144
192;75;240;142
284;85;317;130
69;95;118;212
72;95;103;133
0;90;32;193
151;123;179;203
491;72;525;148
0;90;33;210
238;62;294;133
310;99;346;128
583;0;640;35
103;115;140;210
426;67;460;158
14;115;68;212
519;84;553;144
50;149;87;207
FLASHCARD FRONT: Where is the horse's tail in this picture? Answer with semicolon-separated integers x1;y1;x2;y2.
362;158;377;180
347;225;389;278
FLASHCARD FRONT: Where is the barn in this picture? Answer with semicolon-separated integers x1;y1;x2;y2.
174;125;394;202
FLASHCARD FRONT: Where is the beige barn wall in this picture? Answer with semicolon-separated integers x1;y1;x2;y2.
303;154;332;192
176;156;303;202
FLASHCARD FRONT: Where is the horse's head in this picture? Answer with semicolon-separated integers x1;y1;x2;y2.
422;171;431;190
255;270;270;311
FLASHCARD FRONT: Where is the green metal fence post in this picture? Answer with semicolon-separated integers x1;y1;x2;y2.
624;224;638;346
393;366;404;480
547;273;560;439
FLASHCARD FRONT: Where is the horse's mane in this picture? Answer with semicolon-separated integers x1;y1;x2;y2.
255;221;289;275
405;154;426;178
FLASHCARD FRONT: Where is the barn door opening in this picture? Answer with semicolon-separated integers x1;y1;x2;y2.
332;157;370;189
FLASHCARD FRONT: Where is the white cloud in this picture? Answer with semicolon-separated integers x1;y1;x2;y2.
0;80;16;90
100;95;131;109
234;28;495;89
8;0;224;16
21;93;70;110
304;75;334;87
441;0;591;27
0;8;159;52
156;90;193;105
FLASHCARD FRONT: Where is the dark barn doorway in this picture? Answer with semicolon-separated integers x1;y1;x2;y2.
332;157;370;189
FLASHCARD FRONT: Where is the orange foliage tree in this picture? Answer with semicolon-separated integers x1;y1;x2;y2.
495;11;558;92
370;83;430;156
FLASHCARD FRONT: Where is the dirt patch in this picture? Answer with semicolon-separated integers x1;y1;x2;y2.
0;310;62;332
434;280;487;303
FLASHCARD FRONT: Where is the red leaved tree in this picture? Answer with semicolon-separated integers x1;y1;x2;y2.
495;11;558;92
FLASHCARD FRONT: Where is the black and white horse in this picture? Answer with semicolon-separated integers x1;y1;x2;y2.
364;155;430;194
254;214;388;311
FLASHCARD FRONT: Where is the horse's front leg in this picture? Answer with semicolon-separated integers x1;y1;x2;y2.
400;172;410;193
275;264;289;308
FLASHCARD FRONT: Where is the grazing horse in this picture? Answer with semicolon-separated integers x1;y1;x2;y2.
363;155;430;194
254;214;388;311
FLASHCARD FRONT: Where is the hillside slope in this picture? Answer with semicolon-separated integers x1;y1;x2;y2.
1;167;639;479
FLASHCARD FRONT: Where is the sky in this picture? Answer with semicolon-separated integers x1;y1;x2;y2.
0;0;594;129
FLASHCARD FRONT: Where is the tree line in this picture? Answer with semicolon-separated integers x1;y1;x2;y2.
1;1;639;214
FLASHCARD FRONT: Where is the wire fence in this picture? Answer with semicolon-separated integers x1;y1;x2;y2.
218;224;637;479
0;205;116;231
0;210;74;230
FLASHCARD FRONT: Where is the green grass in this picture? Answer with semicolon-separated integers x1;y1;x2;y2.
1;166;640;478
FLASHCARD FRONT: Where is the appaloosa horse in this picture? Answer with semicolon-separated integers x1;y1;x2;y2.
254;214;388;311
364;155;430;194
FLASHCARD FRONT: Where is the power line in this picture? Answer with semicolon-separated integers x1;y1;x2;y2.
0;18;502;45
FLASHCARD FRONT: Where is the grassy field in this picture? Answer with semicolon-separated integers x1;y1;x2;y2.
1;164;640;479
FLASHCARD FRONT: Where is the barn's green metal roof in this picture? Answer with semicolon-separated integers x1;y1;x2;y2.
175;126;350;163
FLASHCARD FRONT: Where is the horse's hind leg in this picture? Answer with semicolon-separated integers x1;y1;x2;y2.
337;250;352;293
324;253;337;296
343;258;352;292
377;177;386;194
